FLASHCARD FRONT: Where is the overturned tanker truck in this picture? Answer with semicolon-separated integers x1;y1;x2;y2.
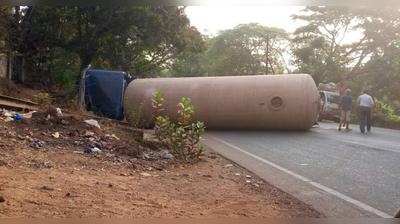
78;69;319;131
124;74;320;131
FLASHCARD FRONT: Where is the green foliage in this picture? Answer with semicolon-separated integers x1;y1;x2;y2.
291;6;400;85
14;6;205;84
127;102;148;129
33;93;53;109
352;98;400;129
205;23;289;76
0;7;14;54
49;50;81;98
153;92;206;162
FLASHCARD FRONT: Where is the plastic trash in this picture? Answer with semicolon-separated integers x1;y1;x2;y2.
91;147;101;153
14;114;25;121
20;111;36;119
4;117;13;122
160;150;173;159
111;134;120;140
52;132;60;138
30;141;43;149
84;147;101;154
3;112;12;117
56;108;63;117
84;119;101;129
94;142;102;149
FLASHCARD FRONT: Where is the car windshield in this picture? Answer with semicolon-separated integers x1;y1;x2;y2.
325;92;340;104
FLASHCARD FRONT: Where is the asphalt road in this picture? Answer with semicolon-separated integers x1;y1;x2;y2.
202;122;400;218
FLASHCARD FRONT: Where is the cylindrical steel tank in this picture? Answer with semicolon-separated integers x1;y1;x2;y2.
124;74;319;130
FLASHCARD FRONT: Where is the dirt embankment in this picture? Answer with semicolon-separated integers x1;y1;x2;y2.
0;111;322;218
0;88;323;218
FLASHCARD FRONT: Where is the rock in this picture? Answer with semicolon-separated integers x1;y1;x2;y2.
0;196;4;203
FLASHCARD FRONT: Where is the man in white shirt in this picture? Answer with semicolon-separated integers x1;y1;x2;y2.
357;90;374;133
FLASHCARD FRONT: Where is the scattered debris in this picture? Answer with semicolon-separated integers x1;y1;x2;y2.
246;175;252;178
84;131;94;137
246;180;251;184
235;173;241;176
41;186;54;191
300;164;308;166
56;108;63;117
14;114;25;120
224;164;233;168
52;132;60;139
30;141;43;149
4;117;13;122
84;119;101;129
111;134;120;141
84;147;102;154
140;172;152;177
65;192;78;198
160;150;173;159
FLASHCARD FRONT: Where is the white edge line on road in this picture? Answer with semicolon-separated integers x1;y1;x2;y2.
204;134;392;218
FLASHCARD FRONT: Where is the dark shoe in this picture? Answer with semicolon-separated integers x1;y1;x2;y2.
361;131;365;133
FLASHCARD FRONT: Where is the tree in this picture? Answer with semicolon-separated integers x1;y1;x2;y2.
361;39;400;113
0;7;14;54
291;6;400;84
204;23;289;76
15;6;205;84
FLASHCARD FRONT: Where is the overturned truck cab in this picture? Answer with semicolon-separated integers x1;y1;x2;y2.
124;74;320;131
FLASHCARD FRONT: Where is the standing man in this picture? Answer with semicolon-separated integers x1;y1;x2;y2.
338;89;353;131
357;90;375;133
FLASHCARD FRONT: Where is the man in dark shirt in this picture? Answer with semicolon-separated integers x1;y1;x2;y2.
339;89;353;131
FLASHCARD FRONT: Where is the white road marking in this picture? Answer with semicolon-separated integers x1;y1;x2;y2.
204;134;392;218
342;140;400;154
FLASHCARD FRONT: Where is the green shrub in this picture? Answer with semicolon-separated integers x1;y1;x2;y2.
153;92;206;162
127;102;148;129
33;93;53;109
352;98;400;129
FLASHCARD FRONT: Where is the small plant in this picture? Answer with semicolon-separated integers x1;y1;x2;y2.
153;91;206;162
33;93;53;109
127;102;148;128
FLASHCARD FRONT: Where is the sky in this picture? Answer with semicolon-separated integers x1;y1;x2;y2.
185;6;306;36
185;6;363;43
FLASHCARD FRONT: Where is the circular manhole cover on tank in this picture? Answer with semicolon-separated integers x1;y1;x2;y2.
270;96;284;110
